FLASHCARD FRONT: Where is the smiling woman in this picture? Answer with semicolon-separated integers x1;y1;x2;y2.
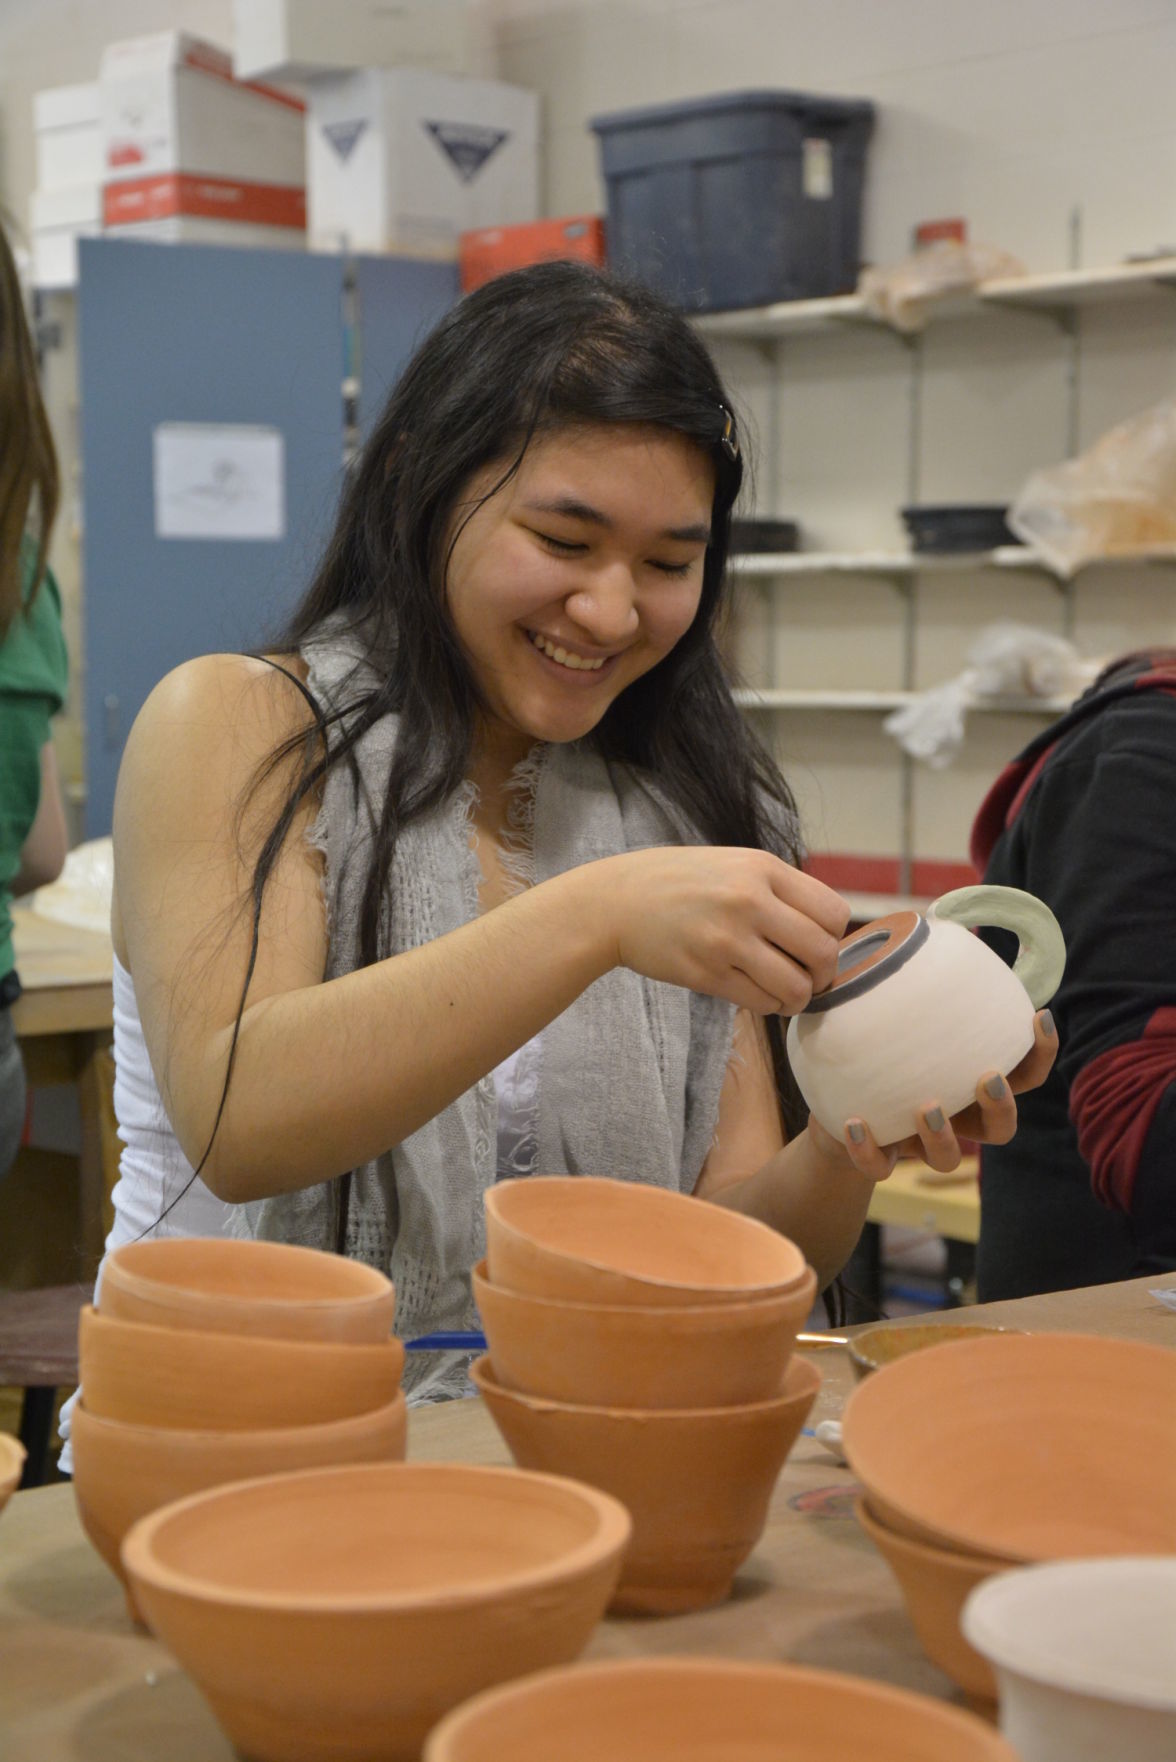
80;260;1056;1419
447;426;713;773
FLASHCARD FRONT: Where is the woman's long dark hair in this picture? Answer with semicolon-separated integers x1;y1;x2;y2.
162;261;809;1237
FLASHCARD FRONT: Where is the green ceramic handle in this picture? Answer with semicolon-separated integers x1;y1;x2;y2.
928;884;1066;1007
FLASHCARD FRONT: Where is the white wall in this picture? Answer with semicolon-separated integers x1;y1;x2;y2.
494;0;1176;273
2;0;1174;872
494;0;1176;875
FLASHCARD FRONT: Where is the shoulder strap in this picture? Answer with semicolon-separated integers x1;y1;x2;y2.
245;651;353;1258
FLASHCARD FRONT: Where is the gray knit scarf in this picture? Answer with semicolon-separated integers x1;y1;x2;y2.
233;619;737;1399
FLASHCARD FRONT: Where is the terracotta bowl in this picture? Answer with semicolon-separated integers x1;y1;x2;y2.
842;1331;1176;1561
121;1461;631;1762
0;1434;25;1514
99;1238;396;1343
473;1259;817;1409
79;1304;405;1431
849;1321;1019;1379
963;1558;1176;1762
471;1350;819;1614
854;1495;1003;1700
422;1656;1020;1761
484;1176;808;1307
71;1393;407;1618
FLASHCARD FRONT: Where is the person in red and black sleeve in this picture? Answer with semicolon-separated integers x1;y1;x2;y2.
971;648;1176;1299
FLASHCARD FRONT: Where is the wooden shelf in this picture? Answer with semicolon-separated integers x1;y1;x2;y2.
731;547;1045;577
981;257;1176;311
731;547;1176;580
695;293;878;339
695;257;1176;342
733;688;1072;714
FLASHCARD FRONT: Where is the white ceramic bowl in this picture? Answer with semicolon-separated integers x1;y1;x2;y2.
962;1558;1176;1762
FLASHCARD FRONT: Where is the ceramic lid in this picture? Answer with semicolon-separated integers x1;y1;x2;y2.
804;910;928;1015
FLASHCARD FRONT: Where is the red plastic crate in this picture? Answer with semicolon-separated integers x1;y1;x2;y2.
459;215;606;293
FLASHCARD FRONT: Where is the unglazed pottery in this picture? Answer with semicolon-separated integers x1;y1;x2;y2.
71;1393;407;1617
0;1434;25;1513
786;884;1065;1144
99;1238;396;1342
848;1321;1019;1379
963;1559;1176;1762
855;1495;1002;1700
422;1656;1020;1761
841;1332;1176;1561
484;1175;808;1308
473;1258;817;1409
121;1461;630;1762
79;1305;405;1431
471;1350;819;1614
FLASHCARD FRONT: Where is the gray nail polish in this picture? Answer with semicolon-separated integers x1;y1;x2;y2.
1040;1008;1056;1037
924;1106;946;1132
847;1120;866;1144
985;1074;1007;1101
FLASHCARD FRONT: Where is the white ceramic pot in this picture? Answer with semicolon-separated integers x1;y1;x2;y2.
785;884;1064;1145
962;1559;1176;1762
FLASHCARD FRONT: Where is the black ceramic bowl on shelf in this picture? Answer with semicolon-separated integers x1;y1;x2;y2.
901;505;1021;554
729;518;800;555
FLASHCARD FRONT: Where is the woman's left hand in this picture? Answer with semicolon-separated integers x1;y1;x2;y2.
808;1007;1059;1181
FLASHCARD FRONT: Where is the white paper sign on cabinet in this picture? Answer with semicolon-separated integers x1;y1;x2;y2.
153;422;286;541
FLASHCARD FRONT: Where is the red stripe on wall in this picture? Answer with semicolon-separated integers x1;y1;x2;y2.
802;853;978;898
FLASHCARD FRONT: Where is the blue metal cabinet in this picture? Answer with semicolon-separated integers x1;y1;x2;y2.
78;239;347;836
78;239;459;836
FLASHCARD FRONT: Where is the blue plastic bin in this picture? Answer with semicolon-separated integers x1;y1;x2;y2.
591;88;875;313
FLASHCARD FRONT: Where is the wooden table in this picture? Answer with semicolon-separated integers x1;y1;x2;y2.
867;1157;980;1245
1;1271;1172;1761
10;909;114;1276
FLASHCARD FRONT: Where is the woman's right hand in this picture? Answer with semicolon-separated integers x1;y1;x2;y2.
599;846;850;1016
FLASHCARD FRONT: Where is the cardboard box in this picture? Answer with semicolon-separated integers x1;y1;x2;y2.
460;215;606;292
30;184;102;289
307;68;538;256
232;0;495;82
100;32;306;190
34;84;103;191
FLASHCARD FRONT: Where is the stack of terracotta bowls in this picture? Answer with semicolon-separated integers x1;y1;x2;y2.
842;1331;1176;1701
72;1237;406;1617
472;1175;821;1614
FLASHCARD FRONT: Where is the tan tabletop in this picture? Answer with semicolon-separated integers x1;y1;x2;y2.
10;908;114;1039
1;1270;1173;1761
866;1155;980;1244
9;910;115;1276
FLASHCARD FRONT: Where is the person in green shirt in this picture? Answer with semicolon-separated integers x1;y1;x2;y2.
0;215;69;1179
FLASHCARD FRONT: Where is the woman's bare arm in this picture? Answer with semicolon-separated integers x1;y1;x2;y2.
13;741;68;896
116;654;848;1204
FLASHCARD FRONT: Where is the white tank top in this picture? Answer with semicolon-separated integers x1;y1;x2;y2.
57;958;541;1472
57;953;236;1471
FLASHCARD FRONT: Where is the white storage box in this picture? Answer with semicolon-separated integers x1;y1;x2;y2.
100;31;306;237
31;185;102;289
233;0;495;82
34;84;103;191
307;68;538;256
